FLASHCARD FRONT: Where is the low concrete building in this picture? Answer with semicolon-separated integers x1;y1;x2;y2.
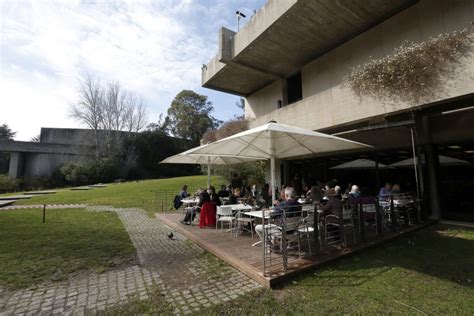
203;0;474;222
0;128;96;178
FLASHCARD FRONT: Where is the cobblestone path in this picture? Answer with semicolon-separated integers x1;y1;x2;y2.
0;206;260;315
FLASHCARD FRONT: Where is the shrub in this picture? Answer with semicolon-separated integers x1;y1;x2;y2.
60;158;121;185
0;174;20;193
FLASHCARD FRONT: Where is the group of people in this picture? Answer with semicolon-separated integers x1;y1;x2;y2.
177;185;221;226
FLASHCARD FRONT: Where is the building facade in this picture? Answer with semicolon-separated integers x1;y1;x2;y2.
202;0;474;222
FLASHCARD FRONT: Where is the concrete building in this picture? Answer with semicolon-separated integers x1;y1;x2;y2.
202;0;474;222
0;128;95;178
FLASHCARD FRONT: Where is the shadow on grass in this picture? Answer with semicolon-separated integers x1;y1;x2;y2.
283;225;474;289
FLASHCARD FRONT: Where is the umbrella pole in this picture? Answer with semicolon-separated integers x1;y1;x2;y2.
207;163;211;188
270;131;276;204
271;157;276;204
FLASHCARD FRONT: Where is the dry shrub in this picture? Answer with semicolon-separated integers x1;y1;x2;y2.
343;23;474;104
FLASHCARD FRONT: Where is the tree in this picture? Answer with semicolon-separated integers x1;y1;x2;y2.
0;124;16;140
30;134;41;142
70;74;148;157
0;124;16;174
166;90;221;145
69;75;104;157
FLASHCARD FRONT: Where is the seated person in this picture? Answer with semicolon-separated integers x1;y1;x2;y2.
349;185;360;199
379;182;393;199
181;189;210;225
255;187;302;242
392;184;401;194
228;188;241;205
217;185;229;198
173;184;189;210
318;188;343;224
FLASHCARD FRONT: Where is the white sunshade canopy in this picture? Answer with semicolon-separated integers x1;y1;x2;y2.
330;158;390;169
191;122;372;201
390;155;471;167
159;144;264;187
190;122;372;160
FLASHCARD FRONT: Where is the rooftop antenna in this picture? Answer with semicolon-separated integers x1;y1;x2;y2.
236;11;246;31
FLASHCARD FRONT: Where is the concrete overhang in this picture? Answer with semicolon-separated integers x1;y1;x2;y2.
202;0;418;96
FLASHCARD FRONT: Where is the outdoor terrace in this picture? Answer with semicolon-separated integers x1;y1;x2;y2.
156;199;432;288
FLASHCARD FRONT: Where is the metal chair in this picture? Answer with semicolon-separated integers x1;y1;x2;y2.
235;211;254;237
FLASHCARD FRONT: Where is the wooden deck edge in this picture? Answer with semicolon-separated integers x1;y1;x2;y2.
156;213;437;289
156;213;272;288
268;219;438;287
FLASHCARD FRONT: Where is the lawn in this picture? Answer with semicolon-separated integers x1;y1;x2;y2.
2;175;222;214
102;224;474;315
198;224;474;315
0;208;135;290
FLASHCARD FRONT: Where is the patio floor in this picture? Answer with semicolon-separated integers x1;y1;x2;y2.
156;212;434;288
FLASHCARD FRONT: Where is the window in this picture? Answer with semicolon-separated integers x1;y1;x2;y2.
287;72;302;105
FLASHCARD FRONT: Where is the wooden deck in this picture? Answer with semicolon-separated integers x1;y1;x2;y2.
156;212;434;288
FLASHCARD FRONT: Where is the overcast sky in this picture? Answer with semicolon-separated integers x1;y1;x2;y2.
0;0;266;140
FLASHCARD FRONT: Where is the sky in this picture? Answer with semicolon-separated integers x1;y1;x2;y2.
0;0;267;141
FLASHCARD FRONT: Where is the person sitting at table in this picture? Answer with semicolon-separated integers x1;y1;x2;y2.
228;188;241;205
349;185;360;199
173;184;189;210
318;188;343;224
392;184;401;194
255;187;302;243
181;188;209;225
379;182;393;199
208;186;221;206
217;184;229;198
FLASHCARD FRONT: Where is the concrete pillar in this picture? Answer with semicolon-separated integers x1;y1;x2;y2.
416;114;441;219
8;152;24;178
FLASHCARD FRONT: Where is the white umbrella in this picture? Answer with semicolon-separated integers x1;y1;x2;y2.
190;122;372;202
330;158;390;169
160;144;263;187
390;155;470;168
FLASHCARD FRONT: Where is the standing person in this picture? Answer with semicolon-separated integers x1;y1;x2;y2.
208;186;222;206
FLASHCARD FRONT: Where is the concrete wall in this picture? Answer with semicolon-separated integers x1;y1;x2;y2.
245;79;283;119
246;0;474;130
40;128;96;146
22;153;84;178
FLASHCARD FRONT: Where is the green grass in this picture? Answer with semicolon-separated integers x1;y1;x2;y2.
0;208;135;290
2;175;222;214
195;224;474;315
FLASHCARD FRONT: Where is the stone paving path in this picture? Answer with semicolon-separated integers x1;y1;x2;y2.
0;206;260;315
1;204;87;211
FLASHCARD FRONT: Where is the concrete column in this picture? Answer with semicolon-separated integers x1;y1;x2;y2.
8;152;24;178
416;114;441;219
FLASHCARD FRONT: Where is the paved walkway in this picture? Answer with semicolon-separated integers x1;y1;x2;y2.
0;206;260;315
1;204;87;211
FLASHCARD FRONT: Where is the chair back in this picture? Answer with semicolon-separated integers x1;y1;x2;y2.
342;206;353;220
362;203;377;213
217;205;233;216
284;217;301;232
305;213;315;226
